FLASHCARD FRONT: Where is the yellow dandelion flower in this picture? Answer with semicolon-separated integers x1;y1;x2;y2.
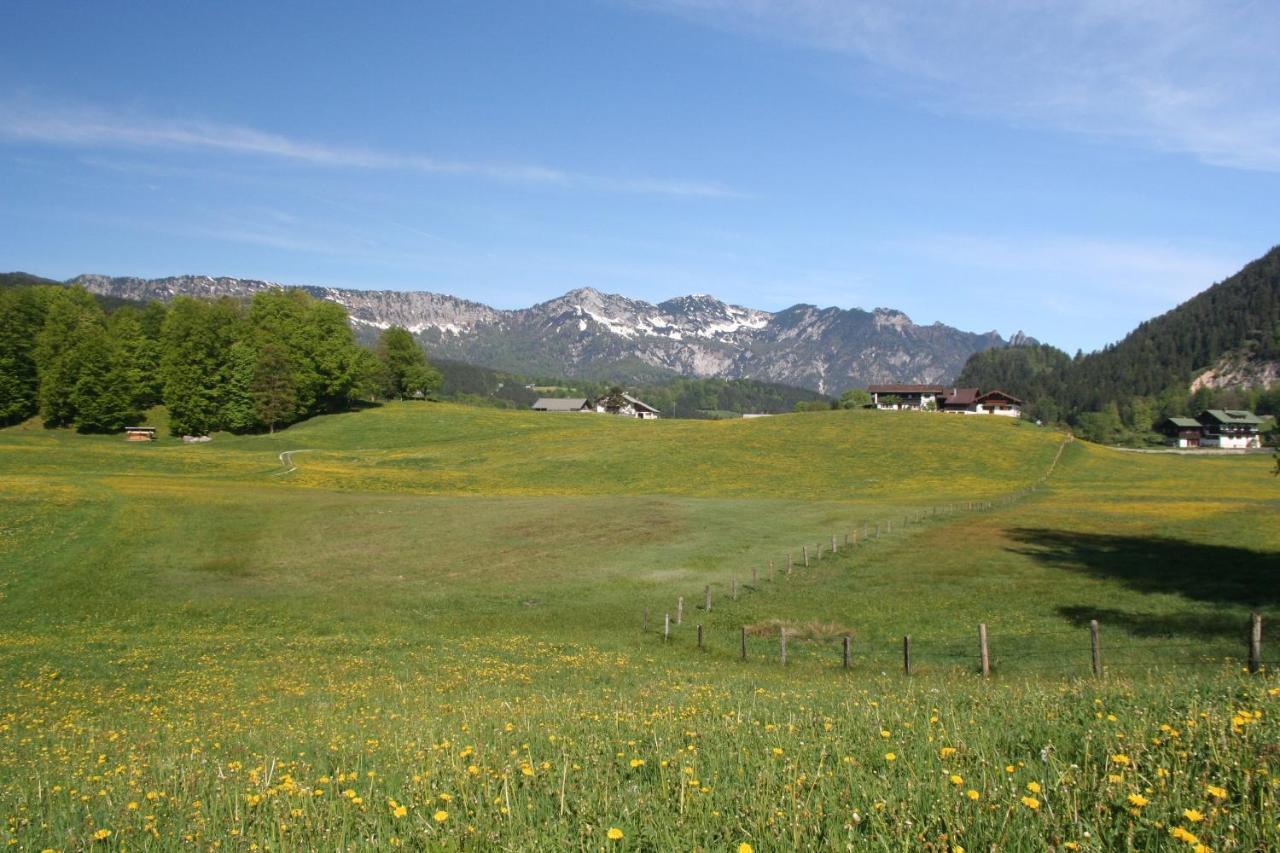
1182;808;1204;823
884;752;897;762
1169;826;1199;845
771;747;784;756
949;774;964;786
393;805;407;818
93;830;112;841
1026;781;1041;794
880;729;891;738
738;845;754;853
940;747;957;758
433;810;448;823
1020;796;1040;810
607;827;624;841
966;789;980;801
1205;784;1227;799
1005;765;1016;773
629;758;645;768
1127;793;1149;808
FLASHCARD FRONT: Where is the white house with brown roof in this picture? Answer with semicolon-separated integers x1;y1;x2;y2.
868;384;945;410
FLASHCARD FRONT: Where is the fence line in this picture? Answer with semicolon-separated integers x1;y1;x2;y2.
646;613;1269;679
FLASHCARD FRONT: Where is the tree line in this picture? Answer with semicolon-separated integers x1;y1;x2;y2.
0;284;441;435
956;245;1280;443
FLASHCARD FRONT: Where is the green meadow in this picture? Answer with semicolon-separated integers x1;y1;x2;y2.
0;404;1276;850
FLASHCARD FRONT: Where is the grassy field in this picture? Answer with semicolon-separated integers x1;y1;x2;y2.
0;403;1276;850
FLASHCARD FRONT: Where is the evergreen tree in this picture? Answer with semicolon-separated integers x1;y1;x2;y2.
251;341;299;433
376;326;440;399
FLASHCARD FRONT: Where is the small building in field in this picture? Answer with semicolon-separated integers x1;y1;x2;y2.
868;384;946;410
1196;409;1263;448
595;394;661;419
531;397;595;413
1158;417;1204;448
976;390;1024;418
124;426;157;442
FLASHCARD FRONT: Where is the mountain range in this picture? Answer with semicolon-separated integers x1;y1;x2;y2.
70;274;1021;394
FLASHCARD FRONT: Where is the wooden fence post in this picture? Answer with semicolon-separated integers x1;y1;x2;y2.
832;534;838;554
697;624;704;650
787;554;793;575
704;585;712;613
643;609;649;632
1249;612;1263;674
903;635;912;675
802;546;809;567
780;627;788;666
978;623;990;678
740;626;748;660
1090;620;1102;678
677;596;684;625
842;635;851;670
664;613;670;642
732;578;739;600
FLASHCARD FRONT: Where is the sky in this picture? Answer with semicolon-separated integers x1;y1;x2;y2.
1;0;1278;353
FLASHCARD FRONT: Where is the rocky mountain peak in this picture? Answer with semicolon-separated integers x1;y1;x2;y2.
71;273;1016;393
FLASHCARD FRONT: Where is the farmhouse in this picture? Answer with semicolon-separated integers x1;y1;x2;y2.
869;385;1024;417
1196;409;1263;449
124;426;157;442
531;397;594;413
530;394;661;419
595;394;661;419
868;384;945;410
1158;417;1204;448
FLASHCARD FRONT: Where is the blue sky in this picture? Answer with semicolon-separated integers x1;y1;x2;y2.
1;0;1277;353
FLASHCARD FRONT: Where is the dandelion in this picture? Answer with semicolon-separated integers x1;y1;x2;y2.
771;747;784;756
93;829;112;841
1110;754;1130;766
738;845;754;853
1127;793;1149;808
884;752;897;762
1026;781;1042;794
433;810;449;823
880;729;891;738
1205;784;1227;799
1005;765;1016;773
629;758;645;768
607;827;624;841
949;774;964;786
1170;826;1200;845
966;790;980;801
940;747;957;758
393;805;407;818
1020;796;1040;810
1183;808;1204;823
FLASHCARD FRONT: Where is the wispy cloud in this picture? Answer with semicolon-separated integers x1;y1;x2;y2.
630;0;1280;172
0;96;741;198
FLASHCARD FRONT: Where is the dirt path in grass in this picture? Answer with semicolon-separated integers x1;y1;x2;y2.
274;449;314;476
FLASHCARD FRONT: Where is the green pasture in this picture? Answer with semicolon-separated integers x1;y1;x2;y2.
0;403;1276;850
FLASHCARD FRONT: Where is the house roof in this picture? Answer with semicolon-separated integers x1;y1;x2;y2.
1163;417;1202;428
868;384;946;394
977;389;1025;405
532;397;589;411
620;393;660;413
940;387;980;406
1198;409;1263;425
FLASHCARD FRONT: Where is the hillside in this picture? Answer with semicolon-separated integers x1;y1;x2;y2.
69;273;1011;393
958;244;1280;429
0;404;1275;849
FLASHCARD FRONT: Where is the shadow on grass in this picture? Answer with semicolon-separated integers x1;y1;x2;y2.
1007;528;1278;609
1055;605;1252;641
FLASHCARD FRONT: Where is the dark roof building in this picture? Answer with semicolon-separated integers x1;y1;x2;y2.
531;397;593;412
